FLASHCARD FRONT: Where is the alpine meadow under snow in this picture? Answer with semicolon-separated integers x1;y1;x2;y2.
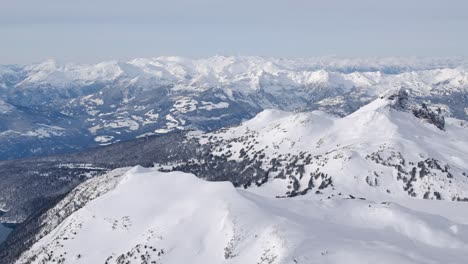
0;57;468;264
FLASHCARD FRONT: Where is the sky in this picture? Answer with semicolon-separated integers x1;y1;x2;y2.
1;0;467;64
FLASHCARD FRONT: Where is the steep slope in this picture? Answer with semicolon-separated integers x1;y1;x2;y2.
10;167;468;264
1;56;468;159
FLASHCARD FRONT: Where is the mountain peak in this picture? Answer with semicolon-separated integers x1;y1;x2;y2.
384;88;410;110
385;88;445;130
360;88;446;131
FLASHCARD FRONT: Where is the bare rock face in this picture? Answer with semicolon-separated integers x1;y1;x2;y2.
387;88;411;110
412;103;445;130
386;89;445;130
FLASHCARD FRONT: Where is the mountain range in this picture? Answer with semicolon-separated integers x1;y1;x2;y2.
0;57;468;264
1;56;467;160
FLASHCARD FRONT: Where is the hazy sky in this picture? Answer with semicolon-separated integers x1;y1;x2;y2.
1;0;467;64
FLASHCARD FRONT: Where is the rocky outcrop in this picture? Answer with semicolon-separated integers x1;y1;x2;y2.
412;103;445;130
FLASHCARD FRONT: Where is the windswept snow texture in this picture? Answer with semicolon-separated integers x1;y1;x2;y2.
14;167;468;264
1;56;468;159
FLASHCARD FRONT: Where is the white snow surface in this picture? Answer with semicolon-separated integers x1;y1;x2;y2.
16;167;468;264
9;56;468;96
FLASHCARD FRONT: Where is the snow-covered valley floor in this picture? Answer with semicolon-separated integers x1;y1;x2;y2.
16;166;468;264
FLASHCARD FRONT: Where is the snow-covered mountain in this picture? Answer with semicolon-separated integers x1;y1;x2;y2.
0;90;467;223
1;56;468;159
9;167;468;264
1;89;468;263
161;90;468;201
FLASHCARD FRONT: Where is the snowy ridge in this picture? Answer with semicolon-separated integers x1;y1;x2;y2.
28;168;130;242
181;92;468;200
15;167;468;264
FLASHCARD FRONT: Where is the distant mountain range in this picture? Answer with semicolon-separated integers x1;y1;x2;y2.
1;56;467;160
